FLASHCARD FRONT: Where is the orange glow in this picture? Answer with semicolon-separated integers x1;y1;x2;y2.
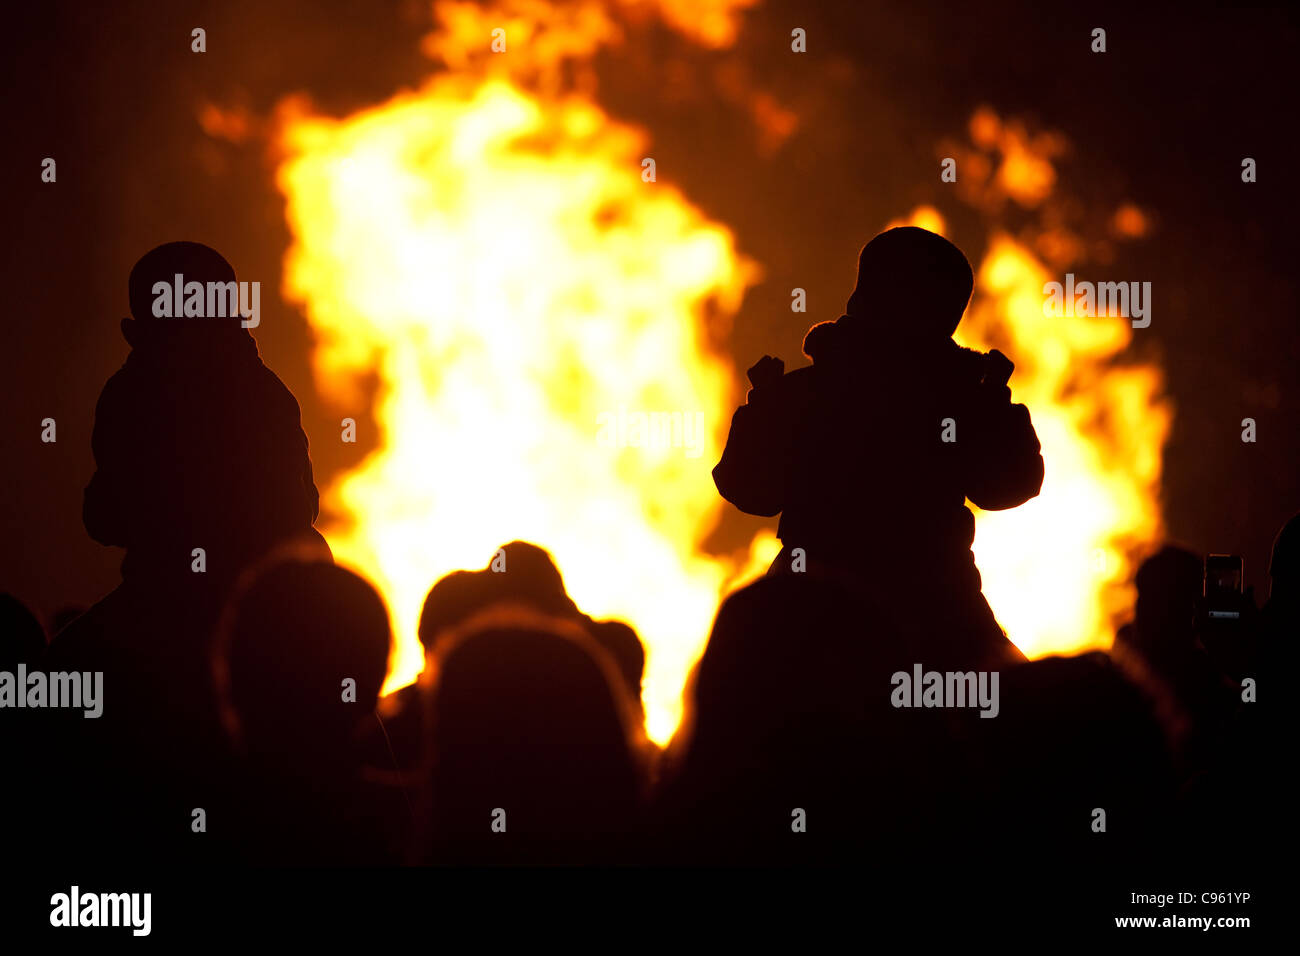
960;107;1067;209
893;206;1170;657
924;108;1170;657
960;235;1169;655
1112;203;1150;239
199;103;253;144
272;3;1167;744
886;205;947;235
275;1;764;744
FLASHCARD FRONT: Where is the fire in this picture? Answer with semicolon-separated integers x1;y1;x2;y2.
960;232;1170;656
899;111;1171;658
275;3;763;743
271;4;1168;743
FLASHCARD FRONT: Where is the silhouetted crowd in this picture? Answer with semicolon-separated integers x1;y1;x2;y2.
1;236;1290;868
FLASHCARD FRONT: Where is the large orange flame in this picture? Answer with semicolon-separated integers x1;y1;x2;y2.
272;8;1168;744
275;3;768;743
961;232;1170;655
909;108;1171;657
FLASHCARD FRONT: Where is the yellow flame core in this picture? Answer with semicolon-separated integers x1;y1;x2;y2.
274;5;1168;743
955;230;1171;657
928;112;1171;656
277;76;759;743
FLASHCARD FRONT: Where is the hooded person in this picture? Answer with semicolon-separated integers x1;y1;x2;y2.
712;227;1043;670
46;241;325;863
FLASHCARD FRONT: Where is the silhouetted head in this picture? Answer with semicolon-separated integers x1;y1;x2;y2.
124;241;240;339
0;593;46;671
215;560;391;758
1133;545;1202;656
485;540;572;610
661;574;918;862
589;619;646;705
1268;512;1300;599
417;541;576;653
680;575;875;765
83;242;319;576
418;571;483;653
845;227;974;337
427;608;644;860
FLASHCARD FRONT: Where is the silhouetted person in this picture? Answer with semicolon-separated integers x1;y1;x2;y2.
212;557;407;865
433;542;646;707
587;619;645;713
50;605;88;634
46;241;323;862
0;594;47;859
974;652;1174;862
657;572;985;863
1250;515;1296;851
713;227;1042;669
419;607;647;864
1111;545;1236;777
0;592;46;671
1182;511;1298;862
421;541;574;627
371;540;649;776
1127;546;1204;662
1261;511;1299;672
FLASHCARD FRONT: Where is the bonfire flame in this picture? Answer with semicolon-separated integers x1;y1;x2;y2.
919;108;1171;657
273;7;1168;742
276;1;762;742
963;232;1169;656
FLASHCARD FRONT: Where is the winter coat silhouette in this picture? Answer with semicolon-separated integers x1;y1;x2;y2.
713;227;1043;667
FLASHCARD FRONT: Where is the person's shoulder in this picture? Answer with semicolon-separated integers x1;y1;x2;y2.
778;363;818;394
784;363;816;381
746;363;818;411
48;588;127;660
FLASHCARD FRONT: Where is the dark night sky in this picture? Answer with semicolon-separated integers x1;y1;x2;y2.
3;0;1297;628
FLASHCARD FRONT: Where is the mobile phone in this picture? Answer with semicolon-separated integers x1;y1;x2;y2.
1203;554;1244;620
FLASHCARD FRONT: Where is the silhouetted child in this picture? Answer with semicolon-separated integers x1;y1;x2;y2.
46;241;323;862
713;227;1043;670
